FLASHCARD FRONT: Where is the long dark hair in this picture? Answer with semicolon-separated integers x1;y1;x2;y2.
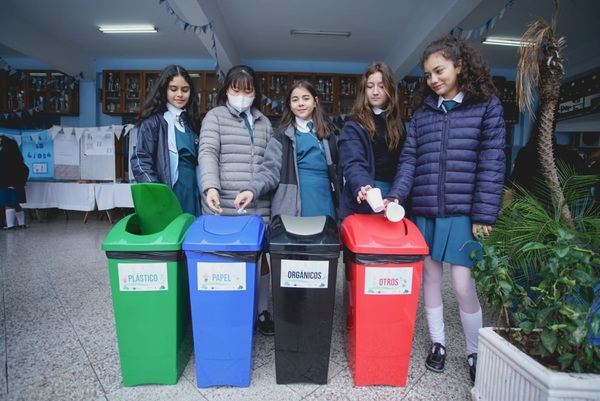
217;65;262;111
415;35;497;107
278;80;335;140
135;64;201;133
349;61;404;151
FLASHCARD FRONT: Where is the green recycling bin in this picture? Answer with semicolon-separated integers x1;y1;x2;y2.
101;184;195;386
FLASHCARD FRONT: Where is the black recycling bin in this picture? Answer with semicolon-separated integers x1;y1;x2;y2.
268;214;340;384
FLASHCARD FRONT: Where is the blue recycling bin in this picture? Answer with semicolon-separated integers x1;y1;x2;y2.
182;214;267;388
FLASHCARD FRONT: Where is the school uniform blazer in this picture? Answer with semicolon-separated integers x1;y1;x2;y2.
337;120;380;220
386;94;506;226
131;113;174;187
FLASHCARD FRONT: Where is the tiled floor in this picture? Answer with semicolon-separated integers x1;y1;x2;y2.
0;210;492;401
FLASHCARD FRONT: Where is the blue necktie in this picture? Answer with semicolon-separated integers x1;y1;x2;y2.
307;121;314;132
240;112;254;143
442;100;458;112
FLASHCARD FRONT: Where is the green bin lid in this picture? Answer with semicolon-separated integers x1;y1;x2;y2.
101;213;195;252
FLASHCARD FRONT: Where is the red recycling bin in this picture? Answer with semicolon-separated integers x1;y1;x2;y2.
340;214;428;386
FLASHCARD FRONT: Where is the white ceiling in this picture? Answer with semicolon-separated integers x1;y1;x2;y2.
0;0;598;83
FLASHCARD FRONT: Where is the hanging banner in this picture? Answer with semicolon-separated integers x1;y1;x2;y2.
21;130;54;180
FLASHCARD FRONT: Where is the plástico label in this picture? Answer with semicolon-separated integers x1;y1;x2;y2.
118;262;169;291
280;260;329;288
364;266;413;295
196;262;246;291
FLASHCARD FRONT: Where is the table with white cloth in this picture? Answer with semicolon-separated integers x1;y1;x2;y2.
22;182;133;223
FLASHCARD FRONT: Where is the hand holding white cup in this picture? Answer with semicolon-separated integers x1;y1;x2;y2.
385;202;405;222
365;187;385;213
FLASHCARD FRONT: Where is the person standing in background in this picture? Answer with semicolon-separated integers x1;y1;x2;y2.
385;35;506;384
0;135;29;230
338;61;405;220
131;64;202;216
234;80;341;220
199;65;275;336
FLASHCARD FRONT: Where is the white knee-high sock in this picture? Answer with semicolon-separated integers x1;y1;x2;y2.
425;304;445;348
5;208;15;228
460;308;482;355
257;273;270;313
15;211;25;226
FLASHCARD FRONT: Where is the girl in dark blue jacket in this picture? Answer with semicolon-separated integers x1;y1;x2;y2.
386;36;506;384
338;62;405;220
130;65;202;216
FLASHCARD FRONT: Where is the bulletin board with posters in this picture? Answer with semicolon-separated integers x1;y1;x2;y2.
80;127;116;181
21;130;55;181
53;130;80;180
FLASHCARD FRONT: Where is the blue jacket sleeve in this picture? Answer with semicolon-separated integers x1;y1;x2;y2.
386;119;417;203
131;118;159;183
338;122;374;197
472;97;506;225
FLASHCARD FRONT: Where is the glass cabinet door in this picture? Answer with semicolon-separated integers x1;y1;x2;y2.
28;72;47;111
103;71;122;113
315;74;334;114
266;73;289;116
124;72;141;114
337;75;358;115
204;72;222;112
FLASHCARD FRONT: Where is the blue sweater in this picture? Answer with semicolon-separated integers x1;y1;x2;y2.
386;95;506;226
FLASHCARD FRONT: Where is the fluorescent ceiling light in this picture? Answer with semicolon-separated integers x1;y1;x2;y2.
291;29;351;38
99;25;158;33
482;37;533;47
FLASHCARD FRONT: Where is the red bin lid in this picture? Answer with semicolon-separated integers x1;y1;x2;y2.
340;214;429;255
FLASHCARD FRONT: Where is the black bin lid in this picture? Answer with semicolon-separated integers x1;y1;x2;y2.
269;214;340;257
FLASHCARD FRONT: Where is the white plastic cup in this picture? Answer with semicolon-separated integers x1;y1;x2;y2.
386;202;405;222
365;188;385;213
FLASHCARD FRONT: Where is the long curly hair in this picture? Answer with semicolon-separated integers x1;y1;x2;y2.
348;61;404;151
414;35;497;107
278;80;336;140
135;64;201;133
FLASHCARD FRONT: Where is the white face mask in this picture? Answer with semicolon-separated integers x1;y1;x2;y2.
228;94;254;113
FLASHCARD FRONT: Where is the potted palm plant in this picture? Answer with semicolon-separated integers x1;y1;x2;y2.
470;1;600;400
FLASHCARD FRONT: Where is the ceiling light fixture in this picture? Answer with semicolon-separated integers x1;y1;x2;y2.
99;25;158;34
482;37;533;47
290;29;351;38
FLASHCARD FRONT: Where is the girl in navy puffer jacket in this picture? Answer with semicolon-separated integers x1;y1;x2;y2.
385;35;506;384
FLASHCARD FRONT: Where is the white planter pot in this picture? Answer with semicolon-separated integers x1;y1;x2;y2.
471;327;600;401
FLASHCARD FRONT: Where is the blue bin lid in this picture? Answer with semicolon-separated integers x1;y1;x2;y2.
183;214;267;252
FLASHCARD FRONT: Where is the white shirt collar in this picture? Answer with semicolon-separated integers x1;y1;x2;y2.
295;116;312;133
372;106;385;115
436;91;465;108
167;102;185;131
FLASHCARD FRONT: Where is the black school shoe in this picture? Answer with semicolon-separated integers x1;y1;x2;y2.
256;310;275;336
468;353;478;384
425;343;446;373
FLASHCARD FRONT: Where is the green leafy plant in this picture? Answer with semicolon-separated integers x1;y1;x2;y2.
472;168;600;373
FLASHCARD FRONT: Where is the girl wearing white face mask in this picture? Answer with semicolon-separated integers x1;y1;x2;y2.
198;64;275;336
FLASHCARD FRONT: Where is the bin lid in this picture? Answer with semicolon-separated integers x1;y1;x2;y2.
130;183;182;235
340;214;428;255
269;214;340;255
102;213;194;252
182;214;266;252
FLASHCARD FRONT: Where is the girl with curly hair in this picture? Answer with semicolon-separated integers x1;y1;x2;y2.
385;35;506;383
